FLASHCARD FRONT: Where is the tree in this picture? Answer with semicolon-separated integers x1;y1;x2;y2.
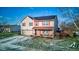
58;7;79;31
0;16;9;32
60;21;66;30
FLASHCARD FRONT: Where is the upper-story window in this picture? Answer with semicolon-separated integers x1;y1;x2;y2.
22;23;26;26
29;22;33;26
42;21;49;26
35;22;39;26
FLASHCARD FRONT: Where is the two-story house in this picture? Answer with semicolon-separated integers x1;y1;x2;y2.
20;15;58;38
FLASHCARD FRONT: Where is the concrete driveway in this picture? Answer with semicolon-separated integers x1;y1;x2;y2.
0;35;32;51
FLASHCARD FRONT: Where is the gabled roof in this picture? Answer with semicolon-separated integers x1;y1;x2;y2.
21;15;57;23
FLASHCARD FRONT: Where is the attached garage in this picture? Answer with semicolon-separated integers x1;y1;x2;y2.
21;30;33;36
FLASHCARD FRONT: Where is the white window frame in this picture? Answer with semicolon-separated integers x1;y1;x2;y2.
42;21;49;26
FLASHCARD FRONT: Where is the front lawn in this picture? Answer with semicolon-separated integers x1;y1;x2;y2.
0;32;18;39
54;36;79;51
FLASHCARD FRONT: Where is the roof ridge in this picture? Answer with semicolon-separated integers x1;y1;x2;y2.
32;15;57;20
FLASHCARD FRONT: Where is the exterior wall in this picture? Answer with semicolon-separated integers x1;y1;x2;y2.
39;22;42;26
21;16;33;36
36;30;40;36
50;20;54;27
49;31;54;36
10;25;20;32
4;28;11;32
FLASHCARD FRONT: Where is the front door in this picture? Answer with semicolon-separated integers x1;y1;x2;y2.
35;29;37;35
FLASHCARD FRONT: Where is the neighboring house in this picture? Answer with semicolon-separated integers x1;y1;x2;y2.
10;25;20;32
20;15;58;38
0;25;20;32
0;25;10;32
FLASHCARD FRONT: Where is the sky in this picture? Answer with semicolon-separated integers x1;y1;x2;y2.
0;7;77;25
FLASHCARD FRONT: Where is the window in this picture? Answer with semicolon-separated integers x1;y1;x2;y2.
42;21;49;26
29;22;33;26
35;23;38;26
22;23;26;26
35;22;39;26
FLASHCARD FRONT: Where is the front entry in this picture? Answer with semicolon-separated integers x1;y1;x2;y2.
34;29;53;37
35;29;37;35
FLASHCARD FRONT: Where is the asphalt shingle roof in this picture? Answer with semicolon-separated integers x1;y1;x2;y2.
33;15;57;20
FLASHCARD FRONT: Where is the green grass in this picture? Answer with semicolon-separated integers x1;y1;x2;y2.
0;32;18;39
55;36;79;50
